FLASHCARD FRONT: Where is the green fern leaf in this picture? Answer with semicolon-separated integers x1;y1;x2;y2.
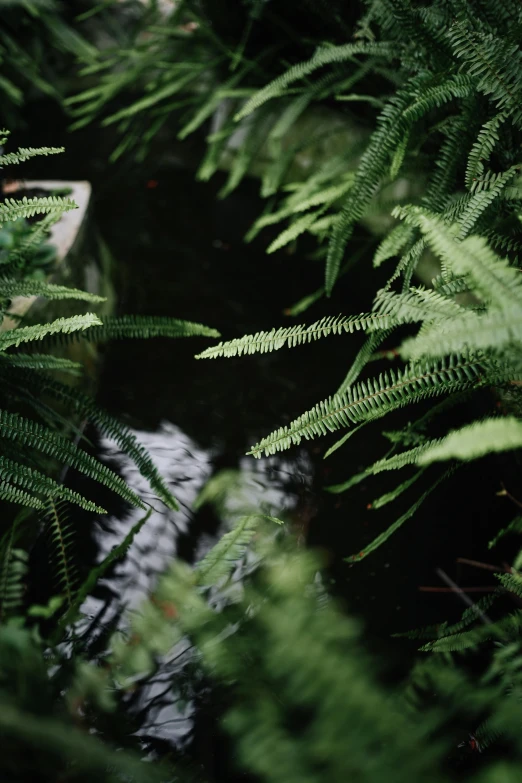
54;314;220;343
417;418;522;464
0;455;106;513
249;356;486;458
465;112;508;187
59;509;153;630
0;146;64;166
0;409;144;509
0;195;77;227
0;314;102;350
346;470;450;562
0;278;106;304
195;514;261;586
43;500;77;607
26;375;179;511
196;314;390;359
0;354;82;376
235;42;392;121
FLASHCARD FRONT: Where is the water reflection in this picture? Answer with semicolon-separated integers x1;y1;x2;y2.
75;419;313;748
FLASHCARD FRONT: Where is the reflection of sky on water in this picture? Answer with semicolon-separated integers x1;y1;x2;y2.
76;420;313;747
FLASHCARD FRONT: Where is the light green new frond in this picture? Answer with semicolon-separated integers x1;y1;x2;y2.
266;209;326;254
0;278;106;304
195;515;261;587
0;410;145;509
369;444;435;473
0;455;106;514
417;418;522;464
235;42;393;120
397;207;522;308
0;314;102;350
195;314;389;359
0;195;76;227
249;356;485;458
346;471;449;562
399;307;522;360
465;112;508;187
0;146;64;166
375;286;467;323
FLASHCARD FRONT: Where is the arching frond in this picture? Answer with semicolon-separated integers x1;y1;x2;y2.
196;314;390;359
0;409;144;509
417;418;522;464
0;146;64;166
0;314;102;350
0;455;106;513
235;42;393;120
43;499;77;607
249;356;488;458
0;278;106;305
0;195;76;226
52;314;220;344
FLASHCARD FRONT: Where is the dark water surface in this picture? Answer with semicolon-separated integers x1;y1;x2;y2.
16;108;520;774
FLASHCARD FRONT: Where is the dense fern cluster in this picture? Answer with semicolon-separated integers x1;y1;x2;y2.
0;133;221;621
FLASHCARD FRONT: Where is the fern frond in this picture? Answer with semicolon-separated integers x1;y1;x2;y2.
0;519;27;619
447;20;522;126
395;593;498;641
0;354;82;376
400;307;522;360
0;146;64;166
373;223;414;268
465;112;508;187
417;418;522;464
396;207;522;308
235;42;393;120
196;314;389;359
370;468;427;510
457;166;518;237
0;195;76;226
249;356;486;458
421;612;522;653
497;571;522;601
0;455;106;513
346;470;451;562
59;509;153;630
266;209;326;254
195;514;262;587
336;329;393;396
489;515;522;549
43;499;77;607
25;375;179;511
0;278;106;304
0;481;44;509
54;314;220;343
0;409;145;509
0;314;102;350
0;546;27;619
